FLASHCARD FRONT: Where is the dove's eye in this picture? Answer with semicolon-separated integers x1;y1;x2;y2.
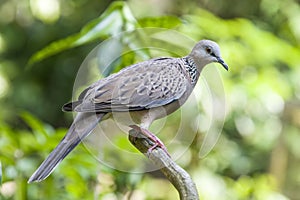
205;47;212;55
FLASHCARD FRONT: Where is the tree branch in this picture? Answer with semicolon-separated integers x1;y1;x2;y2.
128;128;199;200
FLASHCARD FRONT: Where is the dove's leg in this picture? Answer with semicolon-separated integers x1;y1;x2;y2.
129;125;170;157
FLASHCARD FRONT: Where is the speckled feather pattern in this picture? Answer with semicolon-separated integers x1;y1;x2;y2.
65;57;199;112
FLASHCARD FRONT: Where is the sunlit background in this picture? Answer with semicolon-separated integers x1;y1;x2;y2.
1;0;300;199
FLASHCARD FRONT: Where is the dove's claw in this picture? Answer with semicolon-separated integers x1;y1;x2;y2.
129;125;170;157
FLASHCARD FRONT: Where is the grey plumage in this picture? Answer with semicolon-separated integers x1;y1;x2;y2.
28;40;228;183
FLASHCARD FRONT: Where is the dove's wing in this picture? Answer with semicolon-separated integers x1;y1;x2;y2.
63;57;190;113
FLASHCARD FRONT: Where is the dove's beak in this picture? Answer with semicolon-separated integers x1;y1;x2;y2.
217;57;228;71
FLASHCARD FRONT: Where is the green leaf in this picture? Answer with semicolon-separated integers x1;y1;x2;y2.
20;111;48;139
138;16;182;28
0;162;2;185
27;1;138;67
27;35;80;67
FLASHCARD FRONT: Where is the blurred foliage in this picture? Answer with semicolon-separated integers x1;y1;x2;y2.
1;0;300;199
27;2;137;66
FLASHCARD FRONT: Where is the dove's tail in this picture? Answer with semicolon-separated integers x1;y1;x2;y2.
28;112;104;183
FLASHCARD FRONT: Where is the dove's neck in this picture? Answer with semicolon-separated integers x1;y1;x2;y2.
182;56;200;85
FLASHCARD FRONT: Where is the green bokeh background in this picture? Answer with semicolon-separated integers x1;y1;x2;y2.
1;0;300;199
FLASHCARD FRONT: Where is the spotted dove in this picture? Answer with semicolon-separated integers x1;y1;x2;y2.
28;39;228;183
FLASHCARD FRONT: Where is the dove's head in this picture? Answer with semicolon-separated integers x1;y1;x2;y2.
189;40;228;71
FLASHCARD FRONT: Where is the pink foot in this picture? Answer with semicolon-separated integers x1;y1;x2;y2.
129;125;170;157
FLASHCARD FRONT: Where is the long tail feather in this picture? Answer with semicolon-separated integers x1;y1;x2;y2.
28;112;104;183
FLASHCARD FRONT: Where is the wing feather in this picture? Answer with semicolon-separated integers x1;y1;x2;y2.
66;57;189;112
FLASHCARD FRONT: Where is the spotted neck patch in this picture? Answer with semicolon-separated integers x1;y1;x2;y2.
182;56;199;85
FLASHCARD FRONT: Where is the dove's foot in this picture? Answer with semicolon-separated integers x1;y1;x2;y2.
129;125;170;157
